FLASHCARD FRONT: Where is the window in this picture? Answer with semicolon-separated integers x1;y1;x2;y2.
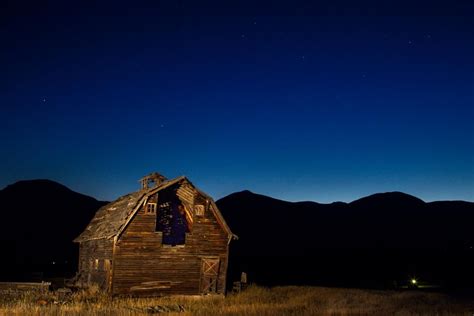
94;259;99;270
195;204;205;217
156;201;188;246
145;202;157;215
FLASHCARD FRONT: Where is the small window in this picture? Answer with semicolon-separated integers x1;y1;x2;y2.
195;204;205;217
94;259;99;270
145;202;157;215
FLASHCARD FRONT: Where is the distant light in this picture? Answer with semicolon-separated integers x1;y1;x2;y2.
411;278;417;285
52;261;56;265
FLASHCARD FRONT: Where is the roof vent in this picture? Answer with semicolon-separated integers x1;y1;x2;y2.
139;172;167;190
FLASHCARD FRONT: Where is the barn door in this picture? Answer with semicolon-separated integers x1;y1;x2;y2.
200;258;220;294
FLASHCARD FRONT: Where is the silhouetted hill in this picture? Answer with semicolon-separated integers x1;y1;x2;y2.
0;180;107;280
1;179;473;288
349;191;425;208
218;190;474;288
218;190;474;253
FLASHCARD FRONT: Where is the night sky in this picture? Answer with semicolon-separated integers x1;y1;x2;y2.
1;1;473;203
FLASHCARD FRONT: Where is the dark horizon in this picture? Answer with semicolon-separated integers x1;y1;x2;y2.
1;175;473;291
2;177;474;204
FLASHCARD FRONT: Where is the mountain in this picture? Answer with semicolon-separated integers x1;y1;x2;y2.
217;190;474;253
1;179;472;287
217;190;474;287
0;180;107;280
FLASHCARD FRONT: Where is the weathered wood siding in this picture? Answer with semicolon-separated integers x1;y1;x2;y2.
112;185;229;296
78;238;113;289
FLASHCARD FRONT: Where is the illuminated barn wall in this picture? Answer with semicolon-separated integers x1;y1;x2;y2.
74;173;236;296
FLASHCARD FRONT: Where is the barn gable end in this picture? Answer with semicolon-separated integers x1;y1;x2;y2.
73;173;236;296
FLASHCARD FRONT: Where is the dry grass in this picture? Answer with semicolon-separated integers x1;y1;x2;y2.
0;285;473;315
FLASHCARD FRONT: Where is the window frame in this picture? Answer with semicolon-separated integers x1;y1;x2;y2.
145;202;157;215
195;204;205;217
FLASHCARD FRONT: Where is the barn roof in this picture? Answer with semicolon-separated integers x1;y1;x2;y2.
74;176;236;242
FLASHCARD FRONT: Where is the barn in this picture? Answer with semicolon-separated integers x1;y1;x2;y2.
73;173;237;296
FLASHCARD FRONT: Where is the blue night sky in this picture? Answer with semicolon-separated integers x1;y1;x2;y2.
1;1;473;203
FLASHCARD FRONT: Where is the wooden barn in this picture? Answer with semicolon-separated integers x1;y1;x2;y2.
73;173;237;296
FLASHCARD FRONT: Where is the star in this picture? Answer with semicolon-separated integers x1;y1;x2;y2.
42;98;46;102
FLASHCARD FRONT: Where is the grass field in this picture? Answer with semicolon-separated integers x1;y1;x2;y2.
1;285;473;315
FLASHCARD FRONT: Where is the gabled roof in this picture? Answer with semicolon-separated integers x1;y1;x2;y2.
74;176;236;242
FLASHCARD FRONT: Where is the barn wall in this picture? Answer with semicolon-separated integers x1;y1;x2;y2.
78;238;113;289
112;186;229;296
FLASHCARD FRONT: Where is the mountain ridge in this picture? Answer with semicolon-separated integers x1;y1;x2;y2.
0;179;472;286
220;189;473;205
216;189;474;253
0;179;108;280
216;189;474;287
